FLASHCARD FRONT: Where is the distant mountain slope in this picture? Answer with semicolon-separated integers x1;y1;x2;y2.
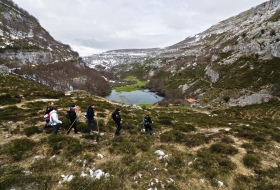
103;0;280;107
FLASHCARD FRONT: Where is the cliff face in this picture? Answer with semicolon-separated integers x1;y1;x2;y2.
0;0;79;67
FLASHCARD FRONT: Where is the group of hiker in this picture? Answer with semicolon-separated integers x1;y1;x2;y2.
43;102;153;136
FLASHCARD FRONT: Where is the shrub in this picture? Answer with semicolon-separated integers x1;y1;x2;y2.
0;93;21;105
23;126;42;137
243;154;261;168
4;138;36;161
185;134;209;147
270;29;276;36
67;176;123;190
194;149;237;180
47;135;83;157
272;133;280;142
109;138;136;155
158;116;173;126
121;155;136;166
136;139;150;152
173;124;196;132
260;29;265;34
209;143;239;155
160;130;186;143
223;96;230;103
221;136;235;144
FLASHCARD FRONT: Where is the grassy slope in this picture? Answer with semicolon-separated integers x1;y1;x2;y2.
0;74;280;190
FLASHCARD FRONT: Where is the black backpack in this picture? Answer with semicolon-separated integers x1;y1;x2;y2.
142;116;148;126
112;112;116;120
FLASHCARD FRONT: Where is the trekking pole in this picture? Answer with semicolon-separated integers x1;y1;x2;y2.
66;117;78;134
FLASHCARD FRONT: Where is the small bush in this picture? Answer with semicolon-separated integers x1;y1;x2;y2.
0;93;21;105
243;154;261;168
210;143;239;155
160;130;186;143
47;135;83;157
223;96;230;103
185;134;209;147
158;118;173;126
67;176;123;190
221;136;235;144
109;138;137;155
23;126;42;137
4;138;36;161
270;29;276;36
241;143;255;151
194;149;237;180
121;155;136;166
173;124;196;132
136;139;150;152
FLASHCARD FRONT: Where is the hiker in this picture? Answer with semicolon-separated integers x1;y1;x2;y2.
143;111;153;135
43;102;54;129
112;108;122;136
67;104;79;134
49;106;62;134
87;104;97;133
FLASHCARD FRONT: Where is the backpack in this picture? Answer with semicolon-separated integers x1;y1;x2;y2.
142;116;148;126
44;114;50;121
112;112;116;120
65;110;70;119
84;112;88;119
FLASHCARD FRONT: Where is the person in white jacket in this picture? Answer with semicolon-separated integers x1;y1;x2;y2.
49;107;62;134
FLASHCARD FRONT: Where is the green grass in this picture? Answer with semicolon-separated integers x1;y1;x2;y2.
114;75;148;92
137;103;152;108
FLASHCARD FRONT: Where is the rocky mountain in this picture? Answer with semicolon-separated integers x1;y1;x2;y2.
98;0;280;107
0;0;111;96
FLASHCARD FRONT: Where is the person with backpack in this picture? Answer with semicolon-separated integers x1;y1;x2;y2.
43;102;54;130
49;106;62;135
112;108;122;136
67;104;79;134
87;104;97;133
143;111;153;135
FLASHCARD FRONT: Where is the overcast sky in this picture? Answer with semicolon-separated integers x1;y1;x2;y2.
12;0;268;56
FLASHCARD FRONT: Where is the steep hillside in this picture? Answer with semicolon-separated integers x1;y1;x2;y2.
1;72;280;190
0;0;78;65
0;0;111;96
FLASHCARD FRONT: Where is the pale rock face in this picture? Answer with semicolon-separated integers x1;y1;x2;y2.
205;66;219;83
0;65;9;74
272;42;280;58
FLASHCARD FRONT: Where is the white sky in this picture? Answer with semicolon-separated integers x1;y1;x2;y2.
12;0;268;56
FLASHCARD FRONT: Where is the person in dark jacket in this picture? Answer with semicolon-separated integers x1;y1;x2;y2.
43;102;54;129
67;104;79;134
112;108;122;136
143;111;153;135
87;104;97;133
